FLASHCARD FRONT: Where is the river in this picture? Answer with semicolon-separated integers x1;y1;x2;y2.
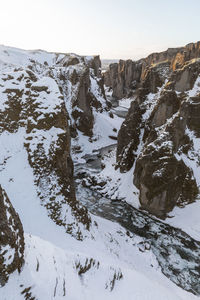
74;101;200;295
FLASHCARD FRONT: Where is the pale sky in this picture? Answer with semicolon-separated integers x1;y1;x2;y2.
0;0;200;59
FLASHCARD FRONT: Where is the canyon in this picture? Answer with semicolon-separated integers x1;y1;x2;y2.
0;42;200;299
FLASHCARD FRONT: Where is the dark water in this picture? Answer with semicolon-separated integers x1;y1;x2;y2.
74;145;200;295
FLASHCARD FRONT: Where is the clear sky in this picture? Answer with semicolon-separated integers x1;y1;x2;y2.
0;0;200;59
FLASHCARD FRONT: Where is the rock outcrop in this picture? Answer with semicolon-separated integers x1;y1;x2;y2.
56;55;108;137
104;60;142;99
0;186;24;286
105;41;200;99
23;75;91;237
116;53;200;217
117;93;145;173
0;50;105;239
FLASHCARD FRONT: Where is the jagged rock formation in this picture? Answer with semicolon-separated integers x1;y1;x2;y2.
0;186;24;286
23;75;91;237
104;60;143;98
104;41;200;99
54;54;108;137
116;44;200;217
0;47;110;239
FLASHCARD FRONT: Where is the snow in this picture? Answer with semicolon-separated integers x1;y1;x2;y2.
175;128;200;187
1;245;15;266
27;127;65;156
163;78;200;240
118;97;133;109
0;129;63;241
71;107;123;164
1;230;198;300
97;146;140;206
165;200;200;241
94;84;167;208
0;45;62;71
165;126;200;241
1;128;194;299
188;74;200;97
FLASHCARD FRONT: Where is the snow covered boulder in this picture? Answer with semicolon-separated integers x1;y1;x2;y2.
0;186;24;286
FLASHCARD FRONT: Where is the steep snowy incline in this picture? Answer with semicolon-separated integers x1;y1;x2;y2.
1;230;198;300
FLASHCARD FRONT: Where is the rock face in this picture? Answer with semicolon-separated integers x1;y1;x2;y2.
117;94;144;173
23;77;91;237
56;55;108;137
133;123;198;217
105;41;200;99
0;49;109;239
104;60;142;99
0;186;24;286
116;50;200;217
167;58;200;92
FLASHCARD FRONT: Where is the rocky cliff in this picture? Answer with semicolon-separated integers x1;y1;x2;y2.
0;47;110;240
54;54;108;137
116;44;200;217
0;186;24;286
104;41;200;99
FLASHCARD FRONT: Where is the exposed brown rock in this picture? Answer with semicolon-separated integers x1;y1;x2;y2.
134;105;198;217
116;55;200;217
104;60;142;99
180;95;200;138
148;90;180;128
166;59;200;92
57;56;107;137
87;55;102;77
171;41;200;70
72;67;94;136
64;56;80;67
0;66;91;239
105;41;200;99
0;186;24;286
117;97;144;172
134;145;198;218
141;61;170;94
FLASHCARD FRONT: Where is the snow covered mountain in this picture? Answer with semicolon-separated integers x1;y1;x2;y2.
0;44;200;300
